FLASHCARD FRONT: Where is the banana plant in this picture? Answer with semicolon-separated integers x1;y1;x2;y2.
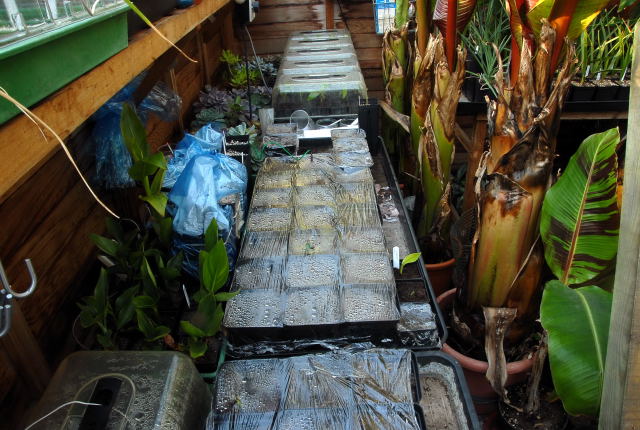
539;128;620;416
414;0;476;261
453;0;617;397
381;0;410;157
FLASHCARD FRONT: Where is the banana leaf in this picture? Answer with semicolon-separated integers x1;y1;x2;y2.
527;0;612;41
540;128;620;286
433;0;477;68
540;280;613;416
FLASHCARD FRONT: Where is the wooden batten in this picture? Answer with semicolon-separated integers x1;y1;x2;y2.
600;22;640;429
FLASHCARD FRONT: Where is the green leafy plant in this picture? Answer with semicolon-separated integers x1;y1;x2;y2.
400;252;422;274
460;0;510;98
180;220;237;358
79;104;182;349
539;128;620;416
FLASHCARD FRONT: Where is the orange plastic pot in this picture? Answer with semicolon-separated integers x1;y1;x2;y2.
437;288;534;415
425;257;455;297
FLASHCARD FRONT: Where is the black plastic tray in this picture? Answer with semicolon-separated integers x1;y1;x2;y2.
375;138;449;348
414;350;481;430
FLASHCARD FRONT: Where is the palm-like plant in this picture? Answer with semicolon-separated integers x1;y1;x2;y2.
452;0;617;395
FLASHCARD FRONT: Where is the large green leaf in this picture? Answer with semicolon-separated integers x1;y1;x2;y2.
527;0;611;40
204;219;219;252
540;128;620;286
540;280;612;416
120;103;148;162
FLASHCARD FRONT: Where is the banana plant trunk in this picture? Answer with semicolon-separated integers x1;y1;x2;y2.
381;1;410;160
416;36;465;259
452;22;576;394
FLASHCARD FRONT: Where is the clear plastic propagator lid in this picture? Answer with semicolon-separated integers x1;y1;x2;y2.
208;348;422;430
26;351;212;430
0;0;125;47
279;57;361;75
285;37;354;53
272;71;367;117
284;45;357;61
223;141;398;335
290;28;352;41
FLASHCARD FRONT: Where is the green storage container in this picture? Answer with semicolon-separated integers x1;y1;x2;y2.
0;4;128;125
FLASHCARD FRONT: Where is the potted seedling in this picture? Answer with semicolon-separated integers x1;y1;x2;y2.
180;220;237;369
78;104;184;350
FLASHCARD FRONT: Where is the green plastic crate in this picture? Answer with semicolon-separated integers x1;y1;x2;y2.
0;4;128;125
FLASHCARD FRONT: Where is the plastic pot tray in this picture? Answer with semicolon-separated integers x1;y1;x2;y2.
415;350;481;430
0;4;129;125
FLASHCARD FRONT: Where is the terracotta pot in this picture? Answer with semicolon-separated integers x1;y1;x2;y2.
437;288;535;415
425;257;455;297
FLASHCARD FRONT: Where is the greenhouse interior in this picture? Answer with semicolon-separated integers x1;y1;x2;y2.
0;0;639;429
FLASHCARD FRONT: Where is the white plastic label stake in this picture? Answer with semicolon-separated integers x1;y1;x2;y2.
392;246;400;270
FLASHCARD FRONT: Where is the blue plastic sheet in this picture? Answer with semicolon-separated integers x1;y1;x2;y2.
169;153;247;276
93;77;182;189
163;124;224;189
93;76;142;189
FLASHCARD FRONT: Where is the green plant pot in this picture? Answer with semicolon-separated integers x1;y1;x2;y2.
0;4;129;125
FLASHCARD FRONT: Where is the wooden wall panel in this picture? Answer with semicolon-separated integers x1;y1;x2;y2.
247;0;385;98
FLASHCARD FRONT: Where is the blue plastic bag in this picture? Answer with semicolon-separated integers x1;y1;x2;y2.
168;152;247;275
163;124;223;189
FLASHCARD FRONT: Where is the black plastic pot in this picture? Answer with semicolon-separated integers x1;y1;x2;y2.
594;84;619;101
570;84;596;102
618;84;630;101
414;350;481;430
127;0;177;37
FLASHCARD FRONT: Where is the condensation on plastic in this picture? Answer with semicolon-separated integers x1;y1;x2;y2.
163;124;224;189
279;58;360;75
93;78;182;189
289;28;353;42
272;70;367;117
397;302;440;348
207;348;422;430
285;44;357;59
223;132;399;342
29;351;211;430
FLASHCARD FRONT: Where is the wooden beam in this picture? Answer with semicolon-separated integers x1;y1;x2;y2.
326;0;335;29
0;0;231;205
600;22;640;429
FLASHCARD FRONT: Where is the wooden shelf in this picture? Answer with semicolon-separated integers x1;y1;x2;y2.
0;0;231;204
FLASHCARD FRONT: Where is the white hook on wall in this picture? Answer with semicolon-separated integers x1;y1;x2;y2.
0;258;38;338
